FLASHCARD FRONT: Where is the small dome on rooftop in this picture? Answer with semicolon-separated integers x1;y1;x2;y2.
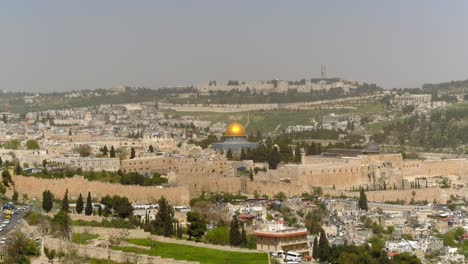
364;140;380;153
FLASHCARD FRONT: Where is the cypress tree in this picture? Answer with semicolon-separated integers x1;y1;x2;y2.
148;145;154;153
312;237;319;259
241;224;247;246
0;157;2;167
358;188;368;211
229;215;241;246
61;189;69;212
42;190;54;213
110;146;116;158
85;192;93;216
318;229;330;262
153;196;175;237
130;147;136;159
12;190;18;201
102;145;108;157
76;193;84;214
294;147;302;163
226;149;233;160
97;204;102;216
177;223;183;238
240;148;246;160
15;163;22;175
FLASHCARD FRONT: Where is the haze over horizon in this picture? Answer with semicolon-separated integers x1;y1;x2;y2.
1;0;467;92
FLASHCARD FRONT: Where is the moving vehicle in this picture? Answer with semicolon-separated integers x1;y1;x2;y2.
270;250;284;258
285;251;302;262
5;210;12;219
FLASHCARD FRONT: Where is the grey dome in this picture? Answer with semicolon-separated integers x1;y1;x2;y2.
364;141;380;153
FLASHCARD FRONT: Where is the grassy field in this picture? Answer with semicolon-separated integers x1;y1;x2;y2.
113;238;268;264
72;232;99;244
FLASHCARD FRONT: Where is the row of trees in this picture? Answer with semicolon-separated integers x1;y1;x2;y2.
0;139;40;150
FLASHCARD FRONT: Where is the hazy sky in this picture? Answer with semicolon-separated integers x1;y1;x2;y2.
1;1;467;92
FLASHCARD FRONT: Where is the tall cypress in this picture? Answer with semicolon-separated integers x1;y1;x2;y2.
61;189;69;212
358;188;368;211
241;224;247;246
102;145;109;157
130;147;136;159
42;190;54;213
312;237;319;259
76;193;84;214
85;192;93;216
229;215;241;246
318;230;330;262
110;146;116;158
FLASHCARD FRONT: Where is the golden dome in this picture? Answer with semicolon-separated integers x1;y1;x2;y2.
224;122;247;137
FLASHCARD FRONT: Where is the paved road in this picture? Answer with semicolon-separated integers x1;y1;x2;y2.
0;209;26;237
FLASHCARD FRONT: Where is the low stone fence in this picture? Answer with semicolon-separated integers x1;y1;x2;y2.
72;226;261;253
43;237;198;264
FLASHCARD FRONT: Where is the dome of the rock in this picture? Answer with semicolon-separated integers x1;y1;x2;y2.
224;122;247;137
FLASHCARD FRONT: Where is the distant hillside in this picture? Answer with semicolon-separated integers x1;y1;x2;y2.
0;87;193;113
422;79;468;93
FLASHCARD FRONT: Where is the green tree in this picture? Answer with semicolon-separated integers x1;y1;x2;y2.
4;139;21;150
241;224;247;246
273;191;286;202
110;146;116;158
130;147;136;159
15;163;22;175
102;145;108;157
25;139;40;150
312;237;319;259
100;195;133;218
0;157;3;167
4;232;40;264
75;144;92;157
294;147;302;163
226;149;233;160
318;229;331;262
391;252;421;264
42;190;54;213
205;226;230;245
151;196;174;237
0;182;6;195
229;215;242;246
240;148;246;160
85;192;93;216
268;147;281;169
186;212;207;240
148;145;154;153
358;188;368;211
51;210;71;239
76;193;84;214
1;169;12;187
61;189;69;212
12;190;18;201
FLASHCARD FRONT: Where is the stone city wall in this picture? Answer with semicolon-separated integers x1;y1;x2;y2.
13;175;191;205
401;159;468;178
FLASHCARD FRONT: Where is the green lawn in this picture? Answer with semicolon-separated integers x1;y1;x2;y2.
113;238;268;264
72;232;99;244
